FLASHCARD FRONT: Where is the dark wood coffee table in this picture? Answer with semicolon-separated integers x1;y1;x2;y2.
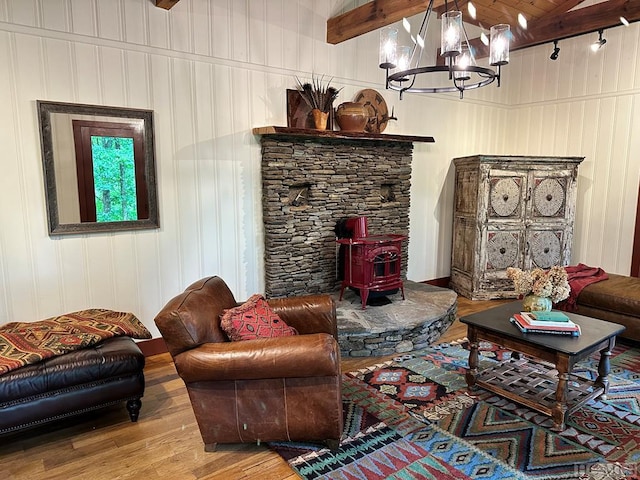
460;302;625;431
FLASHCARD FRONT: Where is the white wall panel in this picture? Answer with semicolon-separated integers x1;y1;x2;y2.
264;1;283;70
601;27;622;94
211;0;231;60
56;237;89;311
147;1;170;50
69;0;96;37
297;2;314;74
122;0;146;47
96;0;123;42
620;25;639;91
41;0;68;31
43;39;74;99
84;237;116;309
124;50;151;107
73;43;101;103
191;0;211;57
101;47;127;104
5;0;37;26
168;0;192;54
149;54;183;319
230;0;249;64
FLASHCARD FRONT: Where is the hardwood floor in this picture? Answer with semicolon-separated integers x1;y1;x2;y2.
0;296;509;480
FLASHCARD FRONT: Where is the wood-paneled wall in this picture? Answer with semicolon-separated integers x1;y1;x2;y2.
503;24;640;275
0;0;637;337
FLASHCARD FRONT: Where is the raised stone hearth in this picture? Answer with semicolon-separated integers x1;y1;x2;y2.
334;281;457;357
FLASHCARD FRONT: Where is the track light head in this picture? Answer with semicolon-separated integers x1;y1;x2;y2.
591;30;606;52
550;40;560;60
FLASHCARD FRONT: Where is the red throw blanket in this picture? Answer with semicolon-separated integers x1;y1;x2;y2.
0;309;151;375
556;264;609;311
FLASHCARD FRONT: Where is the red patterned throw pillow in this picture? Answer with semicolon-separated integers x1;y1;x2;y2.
220;294;298;341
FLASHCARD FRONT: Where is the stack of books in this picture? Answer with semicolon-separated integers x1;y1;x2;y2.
510;310;581;337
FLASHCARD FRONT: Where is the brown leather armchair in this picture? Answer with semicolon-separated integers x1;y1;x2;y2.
154;276;343;451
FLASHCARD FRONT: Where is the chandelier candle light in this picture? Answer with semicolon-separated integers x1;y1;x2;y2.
379;0;511;99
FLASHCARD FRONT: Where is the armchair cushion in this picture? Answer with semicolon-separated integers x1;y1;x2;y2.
174;333;339;383
221;294;297;341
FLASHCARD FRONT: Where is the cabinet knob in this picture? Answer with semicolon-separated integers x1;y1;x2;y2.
546;194;553;201
499;247;506;254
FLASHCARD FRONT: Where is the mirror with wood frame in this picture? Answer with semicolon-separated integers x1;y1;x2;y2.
37;101;159;235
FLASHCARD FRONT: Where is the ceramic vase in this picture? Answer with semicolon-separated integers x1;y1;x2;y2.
521;294;553;312
335;102;368;132
311;109;329;131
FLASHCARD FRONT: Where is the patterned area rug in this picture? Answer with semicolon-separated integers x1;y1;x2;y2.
270;340;640;479
0;309;151;374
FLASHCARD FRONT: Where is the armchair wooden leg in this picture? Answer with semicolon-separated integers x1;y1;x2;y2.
204;443;218;452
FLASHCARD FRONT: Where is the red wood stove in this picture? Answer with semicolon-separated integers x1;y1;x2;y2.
336;217;406;309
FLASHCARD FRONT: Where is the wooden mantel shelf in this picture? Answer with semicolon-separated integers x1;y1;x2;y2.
252;126;434;143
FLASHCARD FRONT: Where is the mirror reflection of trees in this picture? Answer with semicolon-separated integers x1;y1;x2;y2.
91;135;138;222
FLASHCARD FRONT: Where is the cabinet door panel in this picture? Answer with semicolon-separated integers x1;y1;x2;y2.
529;170;574;221
525;228;570;269
481;227;524;279
486;170;527;220
452;216;475;272
454;167;479;215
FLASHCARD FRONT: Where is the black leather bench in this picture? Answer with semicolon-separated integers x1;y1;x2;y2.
0;336;145;435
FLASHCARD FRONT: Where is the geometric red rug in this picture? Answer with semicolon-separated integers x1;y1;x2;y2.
270;340;640;479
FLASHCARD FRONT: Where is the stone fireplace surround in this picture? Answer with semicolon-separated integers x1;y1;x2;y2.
254;127;434;298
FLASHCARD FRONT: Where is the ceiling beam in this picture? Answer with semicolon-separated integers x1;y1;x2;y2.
540;0;586;20
155;0;180;10
327;0;447;45
328;0;640;52
464;0;640;59
509;0;640;51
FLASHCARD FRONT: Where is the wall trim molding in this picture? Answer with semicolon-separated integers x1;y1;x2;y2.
423;277;451;288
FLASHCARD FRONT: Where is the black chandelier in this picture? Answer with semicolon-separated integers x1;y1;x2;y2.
379;0;511;99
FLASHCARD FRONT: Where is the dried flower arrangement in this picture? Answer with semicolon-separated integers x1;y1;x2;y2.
295;75;341;113
506;266;570;304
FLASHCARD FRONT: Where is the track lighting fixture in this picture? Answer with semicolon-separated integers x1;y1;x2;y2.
550;40;560;60
591;30;606;52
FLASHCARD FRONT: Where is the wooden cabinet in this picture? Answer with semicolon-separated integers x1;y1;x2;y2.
450;155;584;300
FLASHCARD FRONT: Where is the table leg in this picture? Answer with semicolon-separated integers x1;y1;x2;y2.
552;358;569;431
466;327;479;391
594;340;614;400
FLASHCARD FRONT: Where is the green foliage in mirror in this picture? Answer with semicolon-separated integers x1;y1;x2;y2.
91;136;138;222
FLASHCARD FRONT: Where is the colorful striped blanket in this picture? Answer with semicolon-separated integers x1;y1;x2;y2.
0;309;151;375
